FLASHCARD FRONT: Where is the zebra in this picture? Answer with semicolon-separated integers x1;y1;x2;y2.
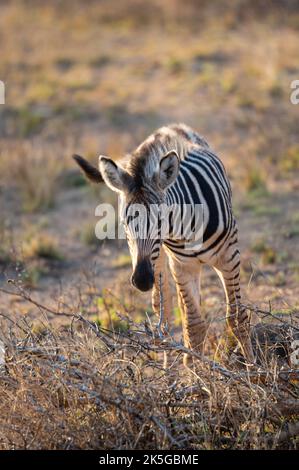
73;123;254;364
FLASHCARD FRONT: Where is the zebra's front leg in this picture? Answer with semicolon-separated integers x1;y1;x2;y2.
152;246;172;334
170;258;207;365
215;246;254;364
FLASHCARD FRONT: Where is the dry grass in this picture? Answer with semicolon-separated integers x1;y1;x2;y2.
0;283;298;450
22;232;63;261
0;221;14;265
0;140;65;212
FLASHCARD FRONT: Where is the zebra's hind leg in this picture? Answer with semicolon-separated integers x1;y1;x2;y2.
170;258;207;366
214;247;255;364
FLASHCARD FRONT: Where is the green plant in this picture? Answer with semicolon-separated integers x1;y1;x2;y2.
280;146;299;173
20;264;44;288
17;107;46;137
244;167;268;195
112;254;131;268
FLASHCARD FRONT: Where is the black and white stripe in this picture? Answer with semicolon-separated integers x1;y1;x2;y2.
74;122;254;364
125;123;253;363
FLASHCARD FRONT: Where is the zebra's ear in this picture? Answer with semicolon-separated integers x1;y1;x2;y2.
73;154;103;183
159;150;180;190
99;156;132;193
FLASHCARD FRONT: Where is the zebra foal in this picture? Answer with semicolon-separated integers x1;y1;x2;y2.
74;124;254;364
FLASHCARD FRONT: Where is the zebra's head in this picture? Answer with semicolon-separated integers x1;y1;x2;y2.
73;150;180;292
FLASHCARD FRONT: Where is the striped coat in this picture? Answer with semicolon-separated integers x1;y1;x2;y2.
74;124;254;364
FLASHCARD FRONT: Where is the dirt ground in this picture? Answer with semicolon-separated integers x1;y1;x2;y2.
0;1;299;451
0;0;299;352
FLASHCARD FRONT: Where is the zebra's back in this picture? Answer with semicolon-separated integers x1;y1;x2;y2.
164;128;235;263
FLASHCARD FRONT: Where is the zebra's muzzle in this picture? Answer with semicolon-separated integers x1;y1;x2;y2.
131;258;154;292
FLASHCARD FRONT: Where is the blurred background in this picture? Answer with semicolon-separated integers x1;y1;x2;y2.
0;0;299;328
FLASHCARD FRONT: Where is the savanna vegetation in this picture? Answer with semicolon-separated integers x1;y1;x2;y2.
0;0;298;449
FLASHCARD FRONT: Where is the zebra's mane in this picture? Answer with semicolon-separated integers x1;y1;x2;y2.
124;124;209;187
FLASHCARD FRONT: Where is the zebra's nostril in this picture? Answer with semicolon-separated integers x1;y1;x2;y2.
131;259;154;292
